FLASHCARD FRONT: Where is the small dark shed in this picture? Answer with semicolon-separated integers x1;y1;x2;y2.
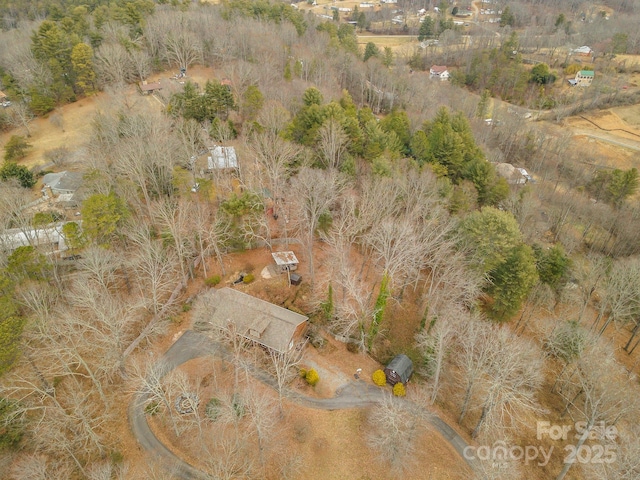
384;354;413;386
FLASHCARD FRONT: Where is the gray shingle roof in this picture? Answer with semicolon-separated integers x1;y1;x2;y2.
386;354;414;384
42;171;83;194
204;287;308;353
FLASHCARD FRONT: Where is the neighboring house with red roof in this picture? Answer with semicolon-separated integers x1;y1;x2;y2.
138;80;162;94
429;65;450;80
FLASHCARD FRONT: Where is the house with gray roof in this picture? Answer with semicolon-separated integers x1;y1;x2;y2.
42;171;84;195
202;287;308;354
384;354;413;386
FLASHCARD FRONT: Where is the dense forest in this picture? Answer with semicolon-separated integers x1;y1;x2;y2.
1;0;640;478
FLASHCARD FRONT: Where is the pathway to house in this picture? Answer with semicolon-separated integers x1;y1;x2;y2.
128;330;477;478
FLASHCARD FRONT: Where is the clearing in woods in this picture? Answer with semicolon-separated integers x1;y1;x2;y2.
0;66;219;170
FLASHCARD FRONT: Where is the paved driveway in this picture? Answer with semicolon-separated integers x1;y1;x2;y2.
129;330;476;478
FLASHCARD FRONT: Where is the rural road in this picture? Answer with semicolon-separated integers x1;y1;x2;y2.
129;330;476;478
571;129;640;153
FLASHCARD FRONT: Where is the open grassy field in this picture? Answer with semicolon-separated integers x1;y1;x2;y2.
0;95;102;169
357;34;417;50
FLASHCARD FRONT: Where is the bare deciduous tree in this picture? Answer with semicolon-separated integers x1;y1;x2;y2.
317;118;349;170
9;454;72;480
164;29;201;71
8;101;34;136
129;358;180;436
267;342;304;409
471;327;544;440
242;384;280;465
287;167;347;282
555;342;640;480
582;424;640;480
76;246;123;291
86;461;129;480
128;225;181;315
366;396;431;476
153;198;196;286
415;309;459;404
590;257;640;337
202;436;255;480
94;43;134;85
128;48;152;82
245;130;301;219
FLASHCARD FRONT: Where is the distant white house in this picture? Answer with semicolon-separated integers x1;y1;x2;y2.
208;145;238;170
430;65;450;80
572;45;593;56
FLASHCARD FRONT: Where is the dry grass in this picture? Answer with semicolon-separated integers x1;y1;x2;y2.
0;95;102;169
0;65;222;171
148;352;471;480
612;104;640;127
564;109;640;170
357;35;417;49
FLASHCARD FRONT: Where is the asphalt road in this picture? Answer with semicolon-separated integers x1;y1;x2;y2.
129;330;477;477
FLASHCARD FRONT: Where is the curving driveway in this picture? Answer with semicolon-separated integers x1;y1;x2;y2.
129;330;476;478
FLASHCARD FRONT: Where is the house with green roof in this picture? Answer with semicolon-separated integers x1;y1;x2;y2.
568;70;594;87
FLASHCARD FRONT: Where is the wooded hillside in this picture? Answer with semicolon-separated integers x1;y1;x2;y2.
1;1;640;479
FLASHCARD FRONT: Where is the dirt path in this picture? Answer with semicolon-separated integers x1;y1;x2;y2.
129;330;477;478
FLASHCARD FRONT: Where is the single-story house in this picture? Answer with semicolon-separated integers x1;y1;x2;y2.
0;223;69;253
572;46;593;56
272;251;299;273
208;145;238;170
517;167;534;183
384;354;413;386
42;171;84;196
494;162;527;185
139;80;162;94
205;287;309;354
568;70;594;87
430;65;450;80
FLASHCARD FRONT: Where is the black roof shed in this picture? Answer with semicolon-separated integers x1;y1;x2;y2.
384;354;413;386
